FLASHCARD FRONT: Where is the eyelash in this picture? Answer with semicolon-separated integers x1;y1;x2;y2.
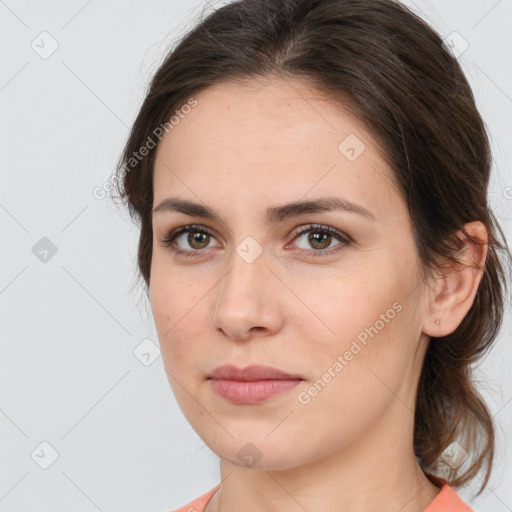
158;223;352;259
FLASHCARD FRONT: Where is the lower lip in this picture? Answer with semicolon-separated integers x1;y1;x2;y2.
209;378;302;404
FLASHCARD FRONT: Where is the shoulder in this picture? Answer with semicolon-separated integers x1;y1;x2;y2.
170;484;220;512
424;484;474;512
170;483;474;512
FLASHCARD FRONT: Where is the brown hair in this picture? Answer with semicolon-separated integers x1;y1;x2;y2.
113;0;511;495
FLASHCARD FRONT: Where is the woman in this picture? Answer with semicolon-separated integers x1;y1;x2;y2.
113;0;511;510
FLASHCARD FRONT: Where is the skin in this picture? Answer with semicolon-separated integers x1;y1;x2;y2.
149;77;488;512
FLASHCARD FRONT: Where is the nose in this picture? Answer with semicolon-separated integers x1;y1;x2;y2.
210;247;284;341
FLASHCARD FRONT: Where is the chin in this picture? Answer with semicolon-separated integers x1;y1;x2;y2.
198;431;314;471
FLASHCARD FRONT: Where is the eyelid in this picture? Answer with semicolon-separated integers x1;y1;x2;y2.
289;223;352;245
159;224;219;248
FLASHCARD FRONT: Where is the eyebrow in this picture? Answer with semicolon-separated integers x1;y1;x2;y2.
152;196;376;222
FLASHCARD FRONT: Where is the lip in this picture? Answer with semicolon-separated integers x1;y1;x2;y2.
208;364;303;381
208;364;304;404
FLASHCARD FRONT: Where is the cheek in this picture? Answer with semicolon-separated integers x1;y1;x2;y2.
290;266;400;344
149;266;218;383
150;252;206;329
295;311;413;438
290;261;415;389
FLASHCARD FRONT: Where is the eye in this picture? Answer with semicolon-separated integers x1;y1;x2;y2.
159;224;220;257
287;224;351;257
159;223;352;258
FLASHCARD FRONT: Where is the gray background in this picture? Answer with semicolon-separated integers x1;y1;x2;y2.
1;0;511;511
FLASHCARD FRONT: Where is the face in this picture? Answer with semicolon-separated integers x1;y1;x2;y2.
150;78;430;470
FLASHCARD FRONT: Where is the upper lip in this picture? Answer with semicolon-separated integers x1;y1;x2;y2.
208;364;303;381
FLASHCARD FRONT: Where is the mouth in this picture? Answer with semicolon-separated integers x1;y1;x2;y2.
207;364;304;404
208;363;303;381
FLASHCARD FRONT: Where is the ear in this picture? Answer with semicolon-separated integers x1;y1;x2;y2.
422;221;488;337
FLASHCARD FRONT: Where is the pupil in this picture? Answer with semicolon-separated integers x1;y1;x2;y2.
189;232;208;248
310;231;330;249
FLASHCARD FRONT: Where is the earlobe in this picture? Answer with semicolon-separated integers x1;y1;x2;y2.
423;221;488;338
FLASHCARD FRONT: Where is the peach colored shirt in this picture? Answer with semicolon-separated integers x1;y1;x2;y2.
171;483;473;512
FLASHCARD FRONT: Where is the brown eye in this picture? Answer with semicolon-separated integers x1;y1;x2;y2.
289;224;352;257
308;231;331;250
187;231;210;249
159;224;220;255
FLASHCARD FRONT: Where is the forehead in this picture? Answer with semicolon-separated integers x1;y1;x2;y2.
156;78;371;160
153;78;403;218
